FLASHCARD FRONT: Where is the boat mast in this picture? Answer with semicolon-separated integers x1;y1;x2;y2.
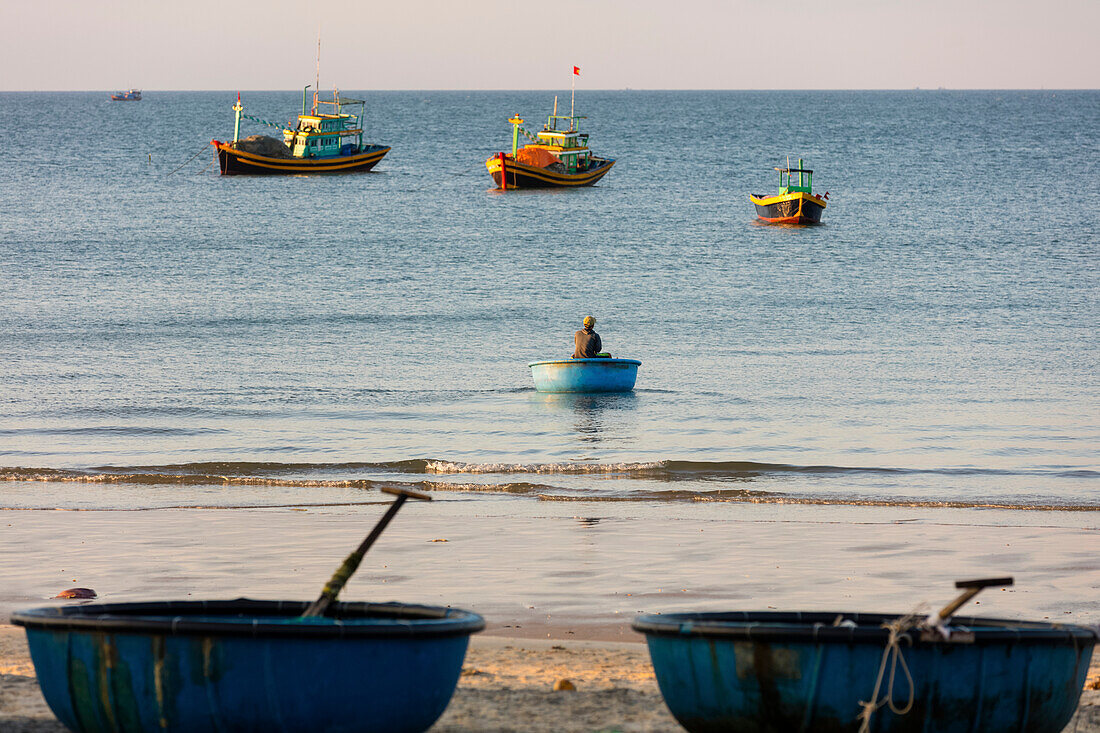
313;31;321;114
233;92;242;142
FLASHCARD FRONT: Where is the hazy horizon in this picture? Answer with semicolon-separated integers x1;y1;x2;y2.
3;0;1097;92
4;88;1097;93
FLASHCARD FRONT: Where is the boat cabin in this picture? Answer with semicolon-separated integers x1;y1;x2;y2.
512;113;593;173
282;95;365;159
775;158;813;194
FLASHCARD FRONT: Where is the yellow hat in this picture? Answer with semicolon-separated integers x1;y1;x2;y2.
583;316;596;327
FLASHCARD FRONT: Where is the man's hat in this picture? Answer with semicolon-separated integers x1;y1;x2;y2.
583;316;596;327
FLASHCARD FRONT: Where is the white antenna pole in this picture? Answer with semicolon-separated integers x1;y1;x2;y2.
314;30;321;112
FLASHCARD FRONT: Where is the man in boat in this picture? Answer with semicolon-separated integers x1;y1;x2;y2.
573;316;606;358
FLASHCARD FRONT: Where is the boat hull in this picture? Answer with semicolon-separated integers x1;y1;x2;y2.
634;611;1096;733
211;141;390;175
529;358;640;393
750;191;826;224
487;155;615;189
13;599;484;733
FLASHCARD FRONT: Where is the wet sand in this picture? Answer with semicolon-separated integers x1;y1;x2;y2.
1;499;1097;629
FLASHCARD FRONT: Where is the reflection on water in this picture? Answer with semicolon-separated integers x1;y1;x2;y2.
531;392;639;445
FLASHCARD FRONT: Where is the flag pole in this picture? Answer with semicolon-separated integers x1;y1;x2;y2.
570;69;575;131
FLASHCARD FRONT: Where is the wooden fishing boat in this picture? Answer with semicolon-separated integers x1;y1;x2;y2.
750;158;828;224
529;358;640;392
486;116;615;188
486;70;614;189
210;90;389;175
110;89;141;101
14;600;483;733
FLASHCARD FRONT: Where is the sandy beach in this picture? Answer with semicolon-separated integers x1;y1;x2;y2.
1;626;1097;732
2;500;1098;731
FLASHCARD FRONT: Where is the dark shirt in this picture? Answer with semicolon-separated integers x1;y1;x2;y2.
573;328;602;358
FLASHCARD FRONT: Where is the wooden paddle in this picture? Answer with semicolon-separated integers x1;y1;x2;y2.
302;486;432;618
932;576;1014;625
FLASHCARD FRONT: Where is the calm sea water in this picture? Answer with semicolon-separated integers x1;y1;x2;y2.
1;90;1097;511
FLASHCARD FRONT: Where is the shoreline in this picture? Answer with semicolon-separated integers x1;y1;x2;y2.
2;502;1097;629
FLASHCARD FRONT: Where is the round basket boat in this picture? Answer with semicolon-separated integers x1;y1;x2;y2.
12;599;485;733
528;358;641;393
633;610;1096;733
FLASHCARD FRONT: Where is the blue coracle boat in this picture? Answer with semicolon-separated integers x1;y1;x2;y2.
529;358;641;393
633;611;1096;733
13;599;484;733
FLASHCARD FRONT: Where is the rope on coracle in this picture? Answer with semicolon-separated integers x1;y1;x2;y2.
856;606;925;733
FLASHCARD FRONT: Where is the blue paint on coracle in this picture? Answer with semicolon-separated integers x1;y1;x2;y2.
633;611;1096;733
13;599;484;733
528;358;641;393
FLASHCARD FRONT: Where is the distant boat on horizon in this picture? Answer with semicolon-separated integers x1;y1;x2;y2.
110;89;142;101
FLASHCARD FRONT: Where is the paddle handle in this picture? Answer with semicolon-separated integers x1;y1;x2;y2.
302;488;432;617
935;577;1014;622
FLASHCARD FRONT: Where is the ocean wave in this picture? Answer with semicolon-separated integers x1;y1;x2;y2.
421;459;1098;480
4;458;1096;483
537;493;1100;511
0;426;227;437
1;464;1097;511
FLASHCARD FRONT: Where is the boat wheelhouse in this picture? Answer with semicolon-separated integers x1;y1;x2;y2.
210;88;389;175
486;98;614;189
749;158;828;224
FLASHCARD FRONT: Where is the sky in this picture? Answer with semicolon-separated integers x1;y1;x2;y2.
2;0;1098;90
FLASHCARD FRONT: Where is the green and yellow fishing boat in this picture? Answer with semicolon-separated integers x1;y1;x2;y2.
486;69;613;189
486;108;614;189
750;158;829;224
211;88;389;175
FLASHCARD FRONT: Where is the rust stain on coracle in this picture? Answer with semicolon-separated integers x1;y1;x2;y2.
95;632;119;730
153;635;172;729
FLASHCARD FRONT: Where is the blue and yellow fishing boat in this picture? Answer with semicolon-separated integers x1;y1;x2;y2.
750;158;828;224
211;89;389;175
110;89;142;101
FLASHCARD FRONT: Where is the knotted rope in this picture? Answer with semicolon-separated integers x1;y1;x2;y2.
856;607;924;733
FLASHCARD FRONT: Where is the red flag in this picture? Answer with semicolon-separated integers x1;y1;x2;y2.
573;66;580;76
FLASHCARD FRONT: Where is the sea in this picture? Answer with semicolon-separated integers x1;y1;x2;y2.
0;90;1097;517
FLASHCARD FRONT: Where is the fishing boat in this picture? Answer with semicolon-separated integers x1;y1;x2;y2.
110;89;141;101
210;89;389;175
14;600;483;733
486;68;614;189
529;358;640;392
750;157;828;224
634;579;1097;733
11;488;483;733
